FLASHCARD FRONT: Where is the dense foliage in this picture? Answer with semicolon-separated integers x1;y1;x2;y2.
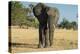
10;1;39;28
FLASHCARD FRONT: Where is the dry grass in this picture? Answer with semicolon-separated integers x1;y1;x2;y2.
9;26;78;53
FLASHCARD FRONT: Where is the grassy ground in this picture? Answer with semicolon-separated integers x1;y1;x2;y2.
9;26;78;53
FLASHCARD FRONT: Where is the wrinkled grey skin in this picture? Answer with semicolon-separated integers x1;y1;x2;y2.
33;3;59;48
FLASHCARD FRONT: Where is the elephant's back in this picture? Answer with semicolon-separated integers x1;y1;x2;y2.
47;7;59;16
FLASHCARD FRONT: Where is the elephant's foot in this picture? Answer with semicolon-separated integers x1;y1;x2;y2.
38;44;44;48
44;43;50;48
44;45;50;48
50;43;53;47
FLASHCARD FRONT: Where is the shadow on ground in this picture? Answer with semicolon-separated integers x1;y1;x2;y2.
9;42;38;49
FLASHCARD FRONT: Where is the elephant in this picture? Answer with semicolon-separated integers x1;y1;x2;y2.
33;3;59;48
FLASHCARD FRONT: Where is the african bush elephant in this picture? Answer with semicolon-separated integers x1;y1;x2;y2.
33;3;59;48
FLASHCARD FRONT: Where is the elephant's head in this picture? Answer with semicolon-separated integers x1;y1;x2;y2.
33;3;49;17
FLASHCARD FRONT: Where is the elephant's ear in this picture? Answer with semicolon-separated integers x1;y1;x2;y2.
33;7;38;17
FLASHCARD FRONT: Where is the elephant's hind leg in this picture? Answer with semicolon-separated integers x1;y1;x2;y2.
48;16;55;47
49;28;54;46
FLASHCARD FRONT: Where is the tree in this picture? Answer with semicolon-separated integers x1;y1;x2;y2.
11;1;24;25
71;21;78;30
10;1;30;28
58;18;78;30
10;2;39;28
59;18;71;29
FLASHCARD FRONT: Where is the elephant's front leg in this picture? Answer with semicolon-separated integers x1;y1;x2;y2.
44;25;49;48
38;24;45;48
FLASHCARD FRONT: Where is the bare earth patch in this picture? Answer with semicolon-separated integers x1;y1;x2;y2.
9;27;78;53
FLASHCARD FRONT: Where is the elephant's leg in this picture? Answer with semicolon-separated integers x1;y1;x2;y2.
44;25;49;48
41;26;45;48
49;26;54;46
38;25;43;48
42;28;45;47
38;24;45;48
